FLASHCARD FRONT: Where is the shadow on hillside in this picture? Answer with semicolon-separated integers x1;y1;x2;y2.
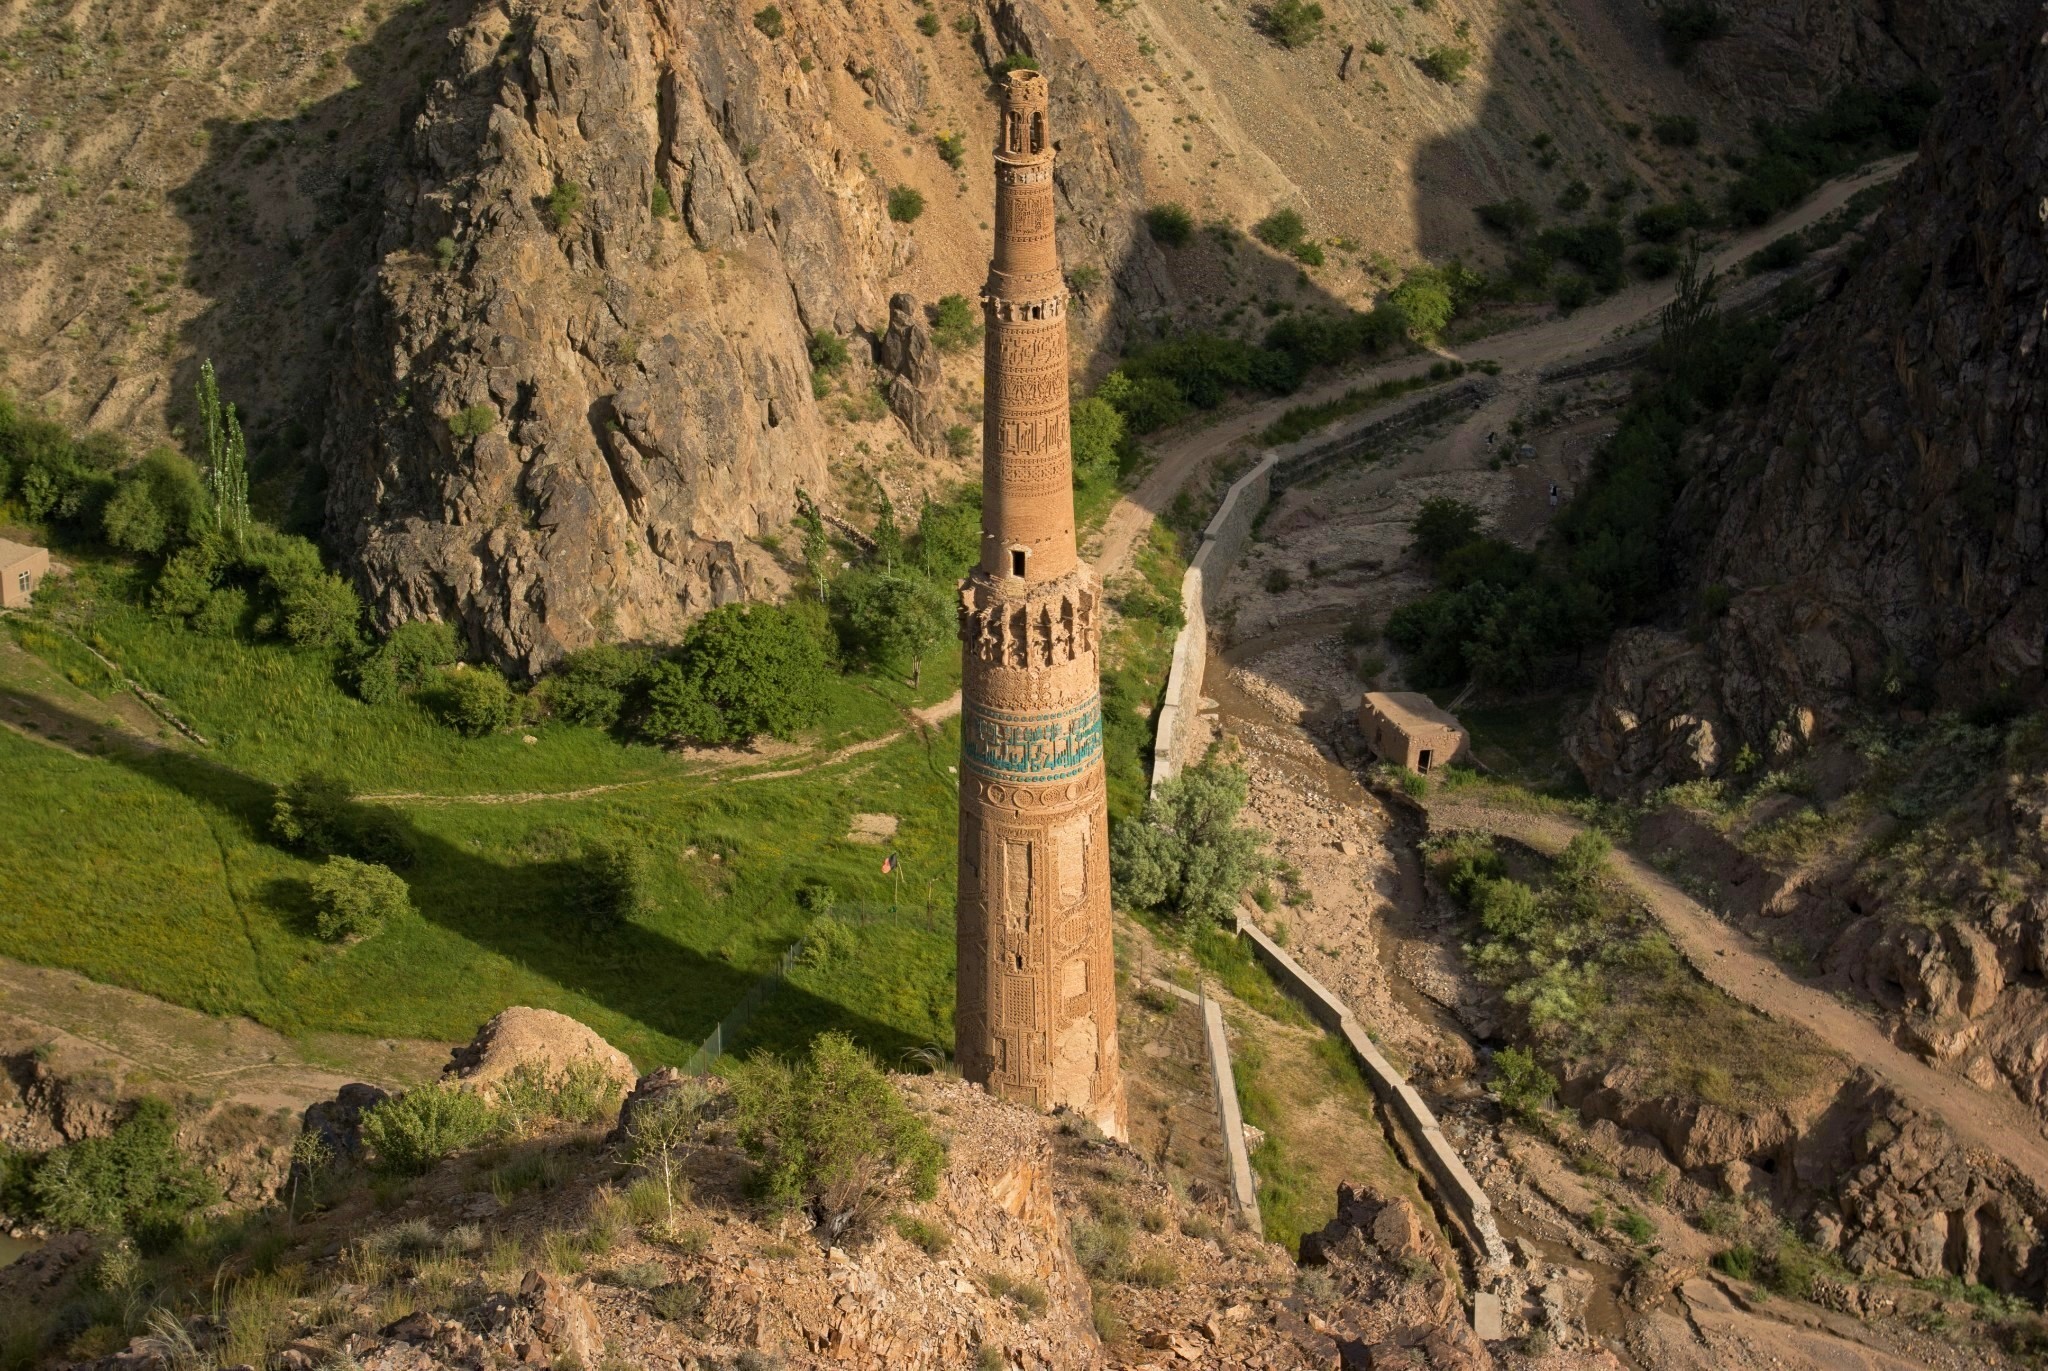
4;688;914;1065
165;0;474;533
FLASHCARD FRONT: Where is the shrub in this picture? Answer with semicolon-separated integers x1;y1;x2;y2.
26;1098;217;1239
1069;395;1125;486
1417;44;1473;84
728;1032;944;1242
1474;198;1537;238
651;184;675;219
623;1079;712;1223
651;1281;705;1322
355;620;461;705
271;771;357;855
1145;202;1195;246
1744;233;1807;275
752;4;784;38
1388;267;1456;339
945;424;975;458
1410;496;1483;563
436;664;518;737
360;1084;493;1174
1252;0;1322;47
566;839;648;938
807;329;850;372
1252;208;1307;252
1632;243;1682;278
931;293;982;351
894;1214;949;1254
444;406;500;448
537;642;653;728
153;540;224;618
995;53;1038;72
545;180;583;230
1110;757;1264;924
493;1059;627;1137
1651;114;1700;147
190;586;248;638
833;571;951;684
1491;1046;1555;1122
1616;1209;1655;1243
1556;179;1592;213
1633;199;1709;244
1657;3;1729;65
933;131;965;168
915;9;939;35
1712;1243;1756;1280
887;185;925;223
1554;275;1594;311
102;449;204;555
308;856;412;941
642;603;829;745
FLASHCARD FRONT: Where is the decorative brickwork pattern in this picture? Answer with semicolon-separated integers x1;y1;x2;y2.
955;70;1126;1138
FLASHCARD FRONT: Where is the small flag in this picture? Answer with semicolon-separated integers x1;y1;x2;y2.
882;852;899;874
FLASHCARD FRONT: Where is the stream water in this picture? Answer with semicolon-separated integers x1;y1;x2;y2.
0;1232;36;1266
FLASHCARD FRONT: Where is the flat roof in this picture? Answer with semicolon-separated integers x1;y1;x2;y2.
1362;691;1464;734
0;538;45;568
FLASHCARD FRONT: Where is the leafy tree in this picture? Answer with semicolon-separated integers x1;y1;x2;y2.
1388;268;1455;340
1418;44;1474;83
102;449;204;555
643;603;830;744
835;571;952;686
151;538;224;619
190;587;248;638
566;839;648;939
1110;758;1264;925
27;1098;216;1239
910;488;981;580
308;856;412;941
1252;0;1323;47
437;664;518;737
359;1084;493;1174
931;294;982;352
887;186;926;223
1069;395;1125;487
271;772;356;855
356;620;462;705
537;641;653;727
1491;1047;1556;1123
1144;203;1195;246
1252;208;1308;252
1409;497;1484;564
933;131;965;168
241;530;362;650
795;488;834;599
195;360;250;546
728;1032;944;1242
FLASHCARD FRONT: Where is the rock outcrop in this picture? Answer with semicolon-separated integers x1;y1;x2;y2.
441;1006;638;1097
1572;0;2048;797
877;293;948;457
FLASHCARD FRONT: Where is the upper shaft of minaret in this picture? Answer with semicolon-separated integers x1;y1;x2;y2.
979;68;1077;585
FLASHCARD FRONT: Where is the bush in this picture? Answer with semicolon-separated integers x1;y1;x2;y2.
728;1032;944;1242
1417;44;1473;84
931;294;982;352
545;181;583;231
1491;1046;1555;1122
360;1084;494;1174
642;603;829;745
1652;114;1700;147
1388;267;1456;340
1110;757;1264;924
1474;198;1537;238
1657;3;1729;65
894;1213;949;1255
493;1060;626;1137
752;4;784;38
565;839;649;938
447;404;497;440
153;539;224;619
1145;202;1195;246
1554;275;1594;311
1744;233;1808;275
995;52;1038;72
1252;208;1308;252
536;642;653;728
1069;396;1125;487
933;131;965;168
1633;199;1709;244
308;856;412;941
807;329;850;372
1632;243;1682;278
436;664;518;737
1537;222;1626;292
1252;0;1322;47
915;9;939;35
887;186;925;223
1712;1243;1756;1280
1410;496;1484;564
1556;179;1592;213
191;586;249;638
25;1098;217;1239
833;570;952;684
102;449;204;555
355;620;461;705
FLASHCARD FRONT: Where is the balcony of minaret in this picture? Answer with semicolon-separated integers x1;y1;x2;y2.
958;575;1100;668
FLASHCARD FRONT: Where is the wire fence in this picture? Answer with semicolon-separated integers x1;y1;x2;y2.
678;898;948;1076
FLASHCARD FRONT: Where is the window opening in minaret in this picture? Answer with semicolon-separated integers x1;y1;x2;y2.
1030;112;1045;152
1012;548;1027;577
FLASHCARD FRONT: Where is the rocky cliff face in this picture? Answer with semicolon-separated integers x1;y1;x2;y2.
1571;0;2047;796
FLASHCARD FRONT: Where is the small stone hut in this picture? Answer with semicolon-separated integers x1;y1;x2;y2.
1359;691;1468;774
0;538;48;609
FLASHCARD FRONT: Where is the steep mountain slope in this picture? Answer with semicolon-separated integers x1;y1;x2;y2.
1571;0;2045;794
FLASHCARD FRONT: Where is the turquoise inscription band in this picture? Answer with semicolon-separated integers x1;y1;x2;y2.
962;694;1104;782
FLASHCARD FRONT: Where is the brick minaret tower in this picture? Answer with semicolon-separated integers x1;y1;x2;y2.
955;68;1126;1138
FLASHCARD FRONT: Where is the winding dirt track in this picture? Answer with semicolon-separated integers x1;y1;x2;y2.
1427;799;2048;1179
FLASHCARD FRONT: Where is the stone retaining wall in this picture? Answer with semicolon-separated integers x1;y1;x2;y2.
1238;914;1510;1273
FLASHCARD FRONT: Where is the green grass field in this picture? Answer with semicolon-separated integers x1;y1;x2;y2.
0;532;1166;1073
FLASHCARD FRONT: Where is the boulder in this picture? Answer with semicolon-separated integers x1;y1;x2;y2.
877;293;949;457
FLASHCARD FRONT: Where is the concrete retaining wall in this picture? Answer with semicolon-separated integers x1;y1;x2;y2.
1239;915;1510;1272
1201;990;1264;1231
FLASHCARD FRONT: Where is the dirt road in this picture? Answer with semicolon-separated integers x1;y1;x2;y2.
1087;155;1911;586
1428;798;2048;1180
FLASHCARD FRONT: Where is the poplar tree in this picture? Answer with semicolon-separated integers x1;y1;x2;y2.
196;360;250;545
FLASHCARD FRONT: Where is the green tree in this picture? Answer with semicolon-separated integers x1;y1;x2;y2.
887;186;926;223
795;488;834;599
437;664;518;737
836;571;951;687
728;1032;944;1242
195;360;250;546
931;294;982;352
1070;395;1125;487
1410;497;1484;564
1388;268;1455;340
152;540;223;619
1417;44;1474;83
1144;203;1195;246
1110;758;1264;925
538;642;653;728
356;620;463;705
1252;208;1307;251
102;449;204;555
643;604;830;744
566;839;648;938
308;856;413;941
28;1098;217;1238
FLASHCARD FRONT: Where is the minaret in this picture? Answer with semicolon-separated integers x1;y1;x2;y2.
955;69;1126;1138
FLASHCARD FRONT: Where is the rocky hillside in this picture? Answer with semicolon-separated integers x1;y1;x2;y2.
6;0;2007;664
1570;0;2045;796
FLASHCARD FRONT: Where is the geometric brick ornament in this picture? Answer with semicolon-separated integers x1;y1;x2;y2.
955;68;1127;1138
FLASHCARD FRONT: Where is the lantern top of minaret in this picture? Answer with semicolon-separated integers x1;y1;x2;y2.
995;68;1052;166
